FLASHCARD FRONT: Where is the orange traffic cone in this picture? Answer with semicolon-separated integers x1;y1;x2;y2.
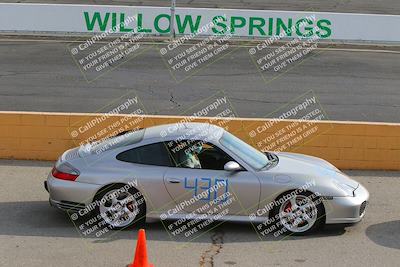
128;229;154;267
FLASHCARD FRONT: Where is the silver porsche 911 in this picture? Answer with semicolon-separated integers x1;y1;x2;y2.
45;122;369;235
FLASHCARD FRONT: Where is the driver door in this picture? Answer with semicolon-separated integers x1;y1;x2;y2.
163;140;260;216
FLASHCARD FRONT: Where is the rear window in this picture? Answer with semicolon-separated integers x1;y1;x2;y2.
116;142;172;167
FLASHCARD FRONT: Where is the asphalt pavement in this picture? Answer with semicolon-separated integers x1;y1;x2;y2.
0;159;399;266
0;39;399;122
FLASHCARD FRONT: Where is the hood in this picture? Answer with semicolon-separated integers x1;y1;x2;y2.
272;152;359;191
277;152;339;172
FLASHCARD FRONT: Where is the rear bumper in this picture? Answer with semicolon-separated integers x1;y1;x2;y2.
49;198;86;212
46;172;101;209
324;183;369;224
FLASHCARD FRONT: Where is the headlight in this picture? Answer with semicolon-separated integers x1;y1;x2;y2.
332;180;354;196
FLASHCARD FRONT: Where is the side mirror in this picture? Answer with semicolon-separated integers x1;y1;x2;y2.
224;161;242;172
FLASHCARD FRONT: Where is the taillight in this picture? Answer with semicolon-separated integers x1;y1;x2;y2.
52;163;80;181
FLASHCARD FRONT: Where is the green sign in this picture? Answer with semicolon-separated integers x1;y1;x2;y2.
84;11;332;38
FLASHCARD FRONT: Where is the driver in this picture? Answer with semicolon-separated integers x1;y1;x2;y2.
179;141;202;169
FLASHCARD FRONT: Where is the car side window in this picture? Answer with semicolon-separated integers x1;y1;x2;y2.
116;142;172;167
166;140;236;170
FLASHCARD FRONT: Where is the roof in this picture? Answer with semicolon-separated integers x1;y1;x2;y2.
143;122;225;142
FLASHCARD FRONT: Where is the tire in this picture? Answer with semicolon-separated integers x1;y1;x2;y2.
94;184;146;230
270;190;325;236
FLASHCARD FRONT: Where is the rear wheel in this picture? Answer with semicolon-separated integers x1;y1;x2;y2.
271;191;325;235
94;185;146;230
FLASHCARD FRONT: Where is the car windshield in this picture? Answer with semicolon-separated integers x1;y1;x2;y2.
219;131;270;170
79;129;145;156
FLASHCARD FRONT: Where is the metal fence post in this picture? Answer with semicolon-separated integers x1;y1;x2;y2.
170;0;176;40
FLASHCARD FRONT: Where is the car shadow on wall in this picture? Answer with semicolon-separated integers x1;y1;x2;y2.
366;220;400;250
0;200;347;244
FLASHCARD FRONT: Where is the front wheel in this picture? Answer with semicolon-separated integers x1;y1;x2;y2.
94;185;146;230
271;191;325;235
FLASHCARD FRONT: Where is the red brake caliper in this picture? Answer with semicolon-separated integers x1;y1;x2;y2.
284;202;292;213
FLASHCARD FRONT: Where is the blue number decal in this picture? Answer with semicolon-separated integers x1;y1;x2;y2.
184;177;197;196
214;178;229;202
184;177;229;201
199;178;212;201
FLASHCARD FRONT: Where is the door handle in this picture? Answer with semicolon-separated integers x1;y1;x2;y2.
167;178;181;184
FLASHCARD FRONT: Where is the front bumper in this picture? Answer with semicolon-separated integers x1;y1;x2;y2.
46;173;101;211
324;183;369;224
